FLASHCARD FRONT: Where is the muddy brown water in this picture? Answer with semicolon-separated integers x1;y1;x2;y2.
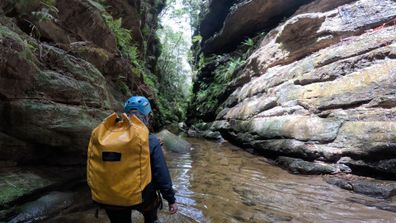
44;138;396;223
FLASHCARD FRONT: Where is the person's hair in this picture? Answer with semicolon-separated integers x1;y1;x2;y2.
128;110;149;126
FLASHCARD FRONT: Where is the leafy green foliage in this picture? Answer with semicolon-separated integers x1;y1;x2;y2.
192;35;202;44
23;39;37;53
32;7;55;22
242;38;254;47
214;57;245;83
41;0;56;7
100;8;160;101
194;54;245;113
189;11;269;121
181;0;203;30
116;79;130;95
162;0;203;31
143;72;158;94
31;1;58;22
197;54;205;72
152;0;206;123
87;0;107;12
142;25;151;37
156;25;192;123
102;14;140;66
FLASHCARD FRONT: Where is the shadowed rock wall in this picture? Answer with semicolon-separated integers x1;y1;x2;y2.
0;0;165;165
202;0;314;54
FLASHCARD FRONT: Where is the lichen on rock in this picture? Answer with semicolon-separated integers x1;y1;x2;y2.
191;0;396;177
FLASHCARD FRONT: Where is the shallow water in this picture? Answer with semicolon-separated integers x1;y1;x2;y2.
168;138;396;223
41;138;396;223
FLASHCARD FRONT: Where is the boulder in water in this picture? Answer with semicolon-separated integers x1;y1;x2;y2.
9;192;74;223
325;174;396;199
276;156;351;175
157;130;191;153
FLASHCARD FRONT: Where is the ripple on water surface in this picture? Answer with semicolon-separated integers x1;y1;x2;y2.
168;138;396;223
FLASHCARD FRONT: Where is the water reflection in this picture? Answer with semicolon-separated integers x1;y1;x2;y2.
166;138;396;223
168;150;205;222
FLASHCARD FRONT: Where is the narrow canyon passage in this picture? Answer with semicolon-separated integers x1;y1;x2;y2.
1;0;396;222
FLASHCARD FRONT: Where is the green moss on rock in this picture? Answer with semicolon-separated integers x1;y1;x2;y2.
0;172;53;207
77;46;110;62
0;25;38;66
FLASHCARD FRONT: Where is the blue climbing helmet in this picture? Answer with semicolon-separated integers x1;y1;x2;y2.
124;96;152;116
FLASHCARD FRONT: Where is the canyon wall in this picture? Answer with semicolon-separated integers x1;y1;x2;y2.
191;0;396;177
0;0;165;165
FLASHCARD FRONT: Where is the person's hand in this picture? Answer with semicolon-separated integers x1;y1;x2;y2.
169;203;178;214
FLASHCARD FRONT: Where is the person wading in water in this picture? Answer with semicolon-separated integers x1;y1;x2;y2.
87;96;177;223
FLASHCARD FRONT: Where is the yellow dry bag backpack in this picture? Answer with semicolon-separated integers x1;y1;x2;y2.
87;113;152;206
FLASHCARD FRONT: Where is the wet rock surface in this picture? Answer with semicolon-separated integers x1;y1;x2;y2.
41;187;194;223
276;156;351;175
346;196;396;213
2;186;194;223
9;192;74;223
10;139;395;223
0;139;395;222
325;174;396;199
0;167;83;211
157;130;192;153
194;0;396;177
338;157;396;177
188;129;223;141
44;207;195;223
186;122;223;141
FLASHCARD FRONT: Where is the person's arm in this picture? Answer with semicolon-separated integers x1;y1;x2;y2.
149;135;177;212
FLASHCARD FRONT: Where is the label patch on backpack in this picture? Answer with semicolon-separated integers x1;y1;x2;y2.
102;152;121;161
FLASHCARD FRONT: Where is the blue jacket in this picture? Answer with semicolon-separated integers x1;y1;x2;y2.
148;134;176;204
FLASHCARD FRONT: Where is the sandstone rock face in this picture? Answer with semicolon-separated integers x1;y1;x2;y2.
195;0;396;176
293;0;356;15
325;174;396;198
0;0;164;165
199;0;237;42
0;20;114;165
0;167;82;209
9;192;74;223
276;156;351;175
203;0;313;54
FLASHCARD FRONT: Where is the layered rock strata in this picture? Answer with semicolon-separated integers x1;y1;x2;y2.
193;0;396;177
203;0;313;54
0;0;165;165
